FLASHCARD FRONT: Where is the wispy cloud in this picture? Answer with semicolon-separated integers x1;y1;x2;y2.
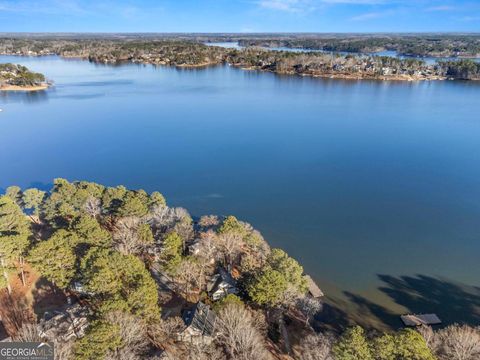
426;5;456;12
0;0;88;14
458;15;480;22
321;0;386;3
350;11;384;21
256;0;385;13
0;0;164;20
257;0;311;13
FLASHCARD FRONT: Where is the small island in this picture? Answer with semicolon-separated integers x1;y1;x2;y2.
0;63;49;91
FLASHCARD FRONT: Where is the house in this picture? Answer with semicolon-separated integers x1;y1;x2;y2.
207;267;239;301
69;281;94;297
178;302;216;344
305;275;324;298
38;303;89;342
187;238;202;256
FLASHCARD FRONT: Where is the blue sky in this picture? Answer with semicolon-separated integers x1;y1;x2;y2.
0;0;479;33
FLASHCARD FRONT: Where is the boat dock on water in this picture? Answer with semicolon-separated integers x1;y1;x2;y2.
401;314;442;327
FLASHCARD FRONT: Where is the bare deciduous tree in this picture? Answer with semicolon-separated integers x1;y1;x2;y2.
296;333;333;360
14;323;74;360
217;232;242;269
149;206;191;235
418;325;441;355
54;340;74;360
13;322;41;342
0;291;34;336
437;324;480;360
84;196;101;217
149;317;185;349
105;311;149;359
198;215;220;231
185;343;226;360
113;217;152;255
217;303;271;360
174;259;202;299
296;296;323;326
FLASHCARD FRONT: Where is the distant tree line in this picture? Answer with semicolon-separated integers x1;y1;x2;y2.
1;37;480;81
237;34;480;58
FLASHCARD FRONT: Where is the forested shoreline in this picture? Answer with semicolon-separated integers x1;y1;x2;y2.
1;179;480;360
1;37;480;81
235;34;480;59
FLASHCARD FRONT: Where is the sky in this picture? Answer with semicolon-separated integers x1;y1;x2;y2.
0;0;479;33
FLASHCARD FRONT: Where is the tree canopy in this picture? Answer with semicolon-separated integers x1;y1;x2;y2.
0;195;31;263
28;229;77;288
80;248;160;322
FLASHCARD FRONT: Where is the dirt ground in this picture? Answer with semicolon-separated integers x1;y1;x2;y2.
0;263;67;337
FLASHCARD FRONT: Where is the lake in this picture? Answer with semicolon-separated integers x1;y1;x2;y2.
1;55;480;329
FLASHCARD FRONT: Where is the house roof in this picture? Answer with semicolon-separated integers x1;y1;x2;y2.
207;267;236;293
39;303;89;341
183;302;216;337
401;314;442;327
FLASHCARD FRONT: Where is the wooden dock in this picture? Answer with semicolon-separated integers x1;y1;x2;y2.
401;314;442;327
305;275;324;298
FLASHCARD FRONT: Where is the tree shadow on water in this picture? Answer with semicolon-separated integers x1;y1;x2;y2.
343;274;480;330
343;290;401;329
377;274;480;326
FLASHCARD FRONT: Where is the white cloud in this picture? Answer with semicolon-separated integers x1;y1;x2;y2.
350;11;383;20
256;0;385;13
257;0;309;12
426;5;455;12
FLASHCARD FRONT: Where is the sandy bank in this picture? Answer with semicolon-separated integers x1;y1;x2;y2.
0;83;49;91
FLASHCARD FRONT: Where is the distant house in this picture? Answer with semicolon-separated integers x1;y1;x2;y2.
305;275;324;298
70;281;94;297
207;267;239;301
178;302;217;344
188;238;202;256
38;303;89;342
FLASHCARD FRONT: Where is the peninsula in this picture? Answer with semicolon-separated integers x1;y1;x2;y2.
1;179;479;360
0;63;48;91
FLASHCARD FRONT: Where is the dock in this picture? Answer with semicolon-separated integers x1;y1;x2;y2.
305;275;324;298
400;314;442;327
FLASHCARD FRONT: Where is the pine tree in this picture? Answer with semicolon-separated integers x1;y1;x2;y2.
0;196;31;292
70;215;111;247
81;248;160;322
22;188;46;216
394;329;435;360
247;268;288;307
159;232;183;274
28;229;77;289
333;326;373;360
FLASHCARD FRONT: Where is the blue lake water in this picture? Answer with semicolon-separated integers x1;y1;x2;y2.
1;55;480;328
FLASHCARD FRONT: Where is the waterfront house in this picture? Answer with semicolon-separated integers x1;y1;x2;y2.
207;267;239;301
38;303;89;342
178;302;217;344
